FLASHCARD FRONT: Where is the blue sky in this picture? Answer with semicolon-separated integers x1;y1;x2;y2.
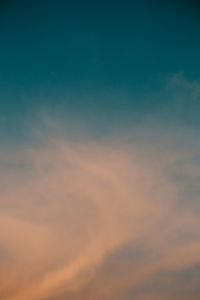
1;0;200;140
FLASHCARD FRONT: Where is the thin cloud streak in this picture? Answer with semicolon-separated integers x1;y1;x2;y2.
0;124;199;300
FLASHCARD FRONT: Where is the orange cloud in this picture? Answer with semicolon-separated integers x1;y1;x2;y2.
0;129;199;300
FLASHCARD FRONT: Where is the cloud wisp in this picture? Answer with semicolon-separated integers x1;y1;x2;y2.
0;126;200;300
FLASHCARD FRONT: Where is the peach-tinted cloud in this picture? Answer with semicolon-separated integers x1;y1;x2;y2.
0;127;199;300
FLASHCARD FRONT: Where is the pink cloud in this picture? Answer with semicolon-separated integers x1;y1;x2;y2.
0;128;199;300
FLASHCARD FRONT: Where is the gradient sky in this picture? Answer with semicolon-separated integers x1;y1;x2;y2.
0;1;200;300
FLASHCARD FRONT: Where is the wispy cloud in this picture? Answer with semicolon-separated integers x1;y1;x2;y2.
0;121;199;300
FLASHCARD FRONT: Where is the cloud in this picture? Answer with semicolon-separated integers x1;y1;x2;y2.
0;122;199;300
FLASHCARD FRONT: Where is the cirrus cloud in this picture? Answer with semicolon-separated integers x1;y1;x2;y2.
0;122;200;300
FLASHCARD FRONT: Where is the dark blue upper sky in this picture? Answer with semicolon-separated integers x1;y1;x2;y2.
1;0;200;141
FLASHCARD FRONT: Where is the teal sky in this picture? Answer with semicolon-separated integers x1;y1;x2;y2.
0;2;200;300
1;0;200;141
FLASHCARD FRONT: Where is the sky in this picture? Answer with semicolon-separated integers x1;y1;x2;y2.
0;1;200;299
